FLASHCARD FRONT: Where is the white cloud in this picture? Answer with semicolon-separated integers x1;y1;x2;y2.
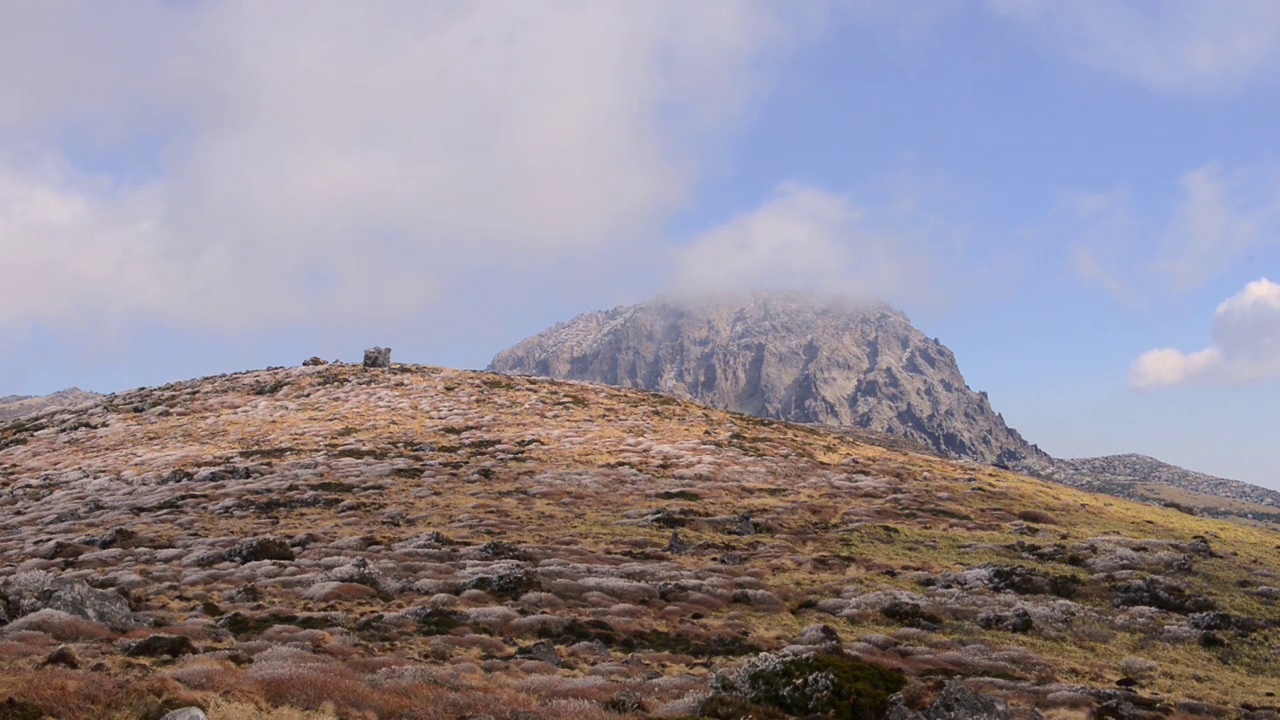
991;0;1280;95
1129;278;1280;390
1065;164;1280;300
0;1;825;335
669;181;943;304
1153;165;1280;290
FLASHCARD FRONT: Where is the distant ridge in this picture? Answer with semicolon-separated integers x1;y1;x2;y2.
0;388;101;422
1020;453;1280;523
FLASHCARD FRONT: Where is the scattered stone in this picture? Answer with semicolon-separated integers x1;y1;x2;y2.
514;640;561;667
225;536;295;564
666;531;692;555
928;679;1011;720
978;608;1034;634
123;633;197;658
1112;577;1215;614
42;645;79;669
729;513;756;536
363;347;392;368
792;623;842;649
302;357;329;367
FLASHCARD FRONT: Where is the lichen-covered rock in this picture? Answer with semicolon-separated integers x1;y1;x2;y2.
514;639;561;667
225;536;295;564
927;680;1010;720
363;347;392;368
0;572;136;630
793;624;843;649
705;650;905;720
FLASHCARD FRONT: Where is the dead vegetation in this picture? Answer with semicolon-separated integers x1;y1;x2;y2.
0;363;1277;719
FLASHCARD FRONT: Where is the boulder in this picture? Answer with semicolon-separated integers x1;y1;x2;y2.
42;644;80;669
302;357;329;367
792;623;842;649
225;536;295;564
0;572;137;630
514;639;562;667
123;633;197;658
363;347;392;368
927;680;1010;720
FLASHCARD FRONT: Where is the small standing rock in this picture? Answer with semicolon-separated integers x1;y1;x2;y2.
363;347;392;368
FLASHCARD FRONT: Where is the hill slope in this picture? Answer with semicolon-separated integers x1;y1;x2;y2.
0;362;1277;719
489;292;1048;466
1026;454;1280;524
0;387;100;422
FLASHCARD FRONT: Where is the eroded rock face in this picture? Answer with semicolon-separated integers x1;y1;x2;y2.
0;572;136;630
489;292;1047;465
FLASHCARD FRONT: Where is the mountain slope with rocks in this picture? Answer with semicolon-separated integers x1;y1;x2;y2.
1023;454;1280;525
0;388;101;422
489;292;1049;467
0;361;1277;718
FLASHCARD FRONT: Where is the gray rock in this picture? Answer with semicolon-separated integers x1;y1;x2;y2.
514;639;561;667
793;623;842;648
488;291;1047;465
363;347;392;368
887;694;927;720
0;571;136;630
225;536;295;564
302;357;328;367
123;633;197;658
159;709;207;720
927;680;1010;720
666;531;692;555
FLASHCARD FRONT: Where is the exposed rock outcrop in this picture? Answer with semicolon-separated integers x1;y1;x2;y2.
364;347;392;369
490;292;1048;465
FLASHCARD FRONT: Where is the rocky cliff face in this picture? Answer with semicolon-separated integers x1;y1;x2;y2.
489;292;1048;465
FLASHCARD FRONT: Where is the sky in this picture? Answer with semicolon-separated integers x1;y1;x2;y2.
2;1;1279;489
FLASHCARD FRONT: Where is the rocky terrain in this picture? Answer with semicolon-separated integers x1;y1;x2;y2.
490;293;1279;527
489;292;1049;467
1019;455;1280;527
0;388;101;422
0;362;1278;719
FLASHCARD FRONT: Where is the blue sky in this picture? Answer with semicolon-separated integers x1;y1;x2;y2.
2;2;1280;488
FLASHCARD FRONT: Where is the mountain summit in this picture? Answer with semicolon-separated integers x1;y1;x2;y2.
489;291;1048;466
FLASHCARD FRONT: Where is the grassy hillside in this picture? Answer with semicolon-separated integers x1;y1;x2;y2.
0;363;1277;719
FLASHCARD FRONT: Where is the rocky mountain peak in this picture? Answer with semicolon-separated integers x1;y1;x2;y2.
489;291;1048;465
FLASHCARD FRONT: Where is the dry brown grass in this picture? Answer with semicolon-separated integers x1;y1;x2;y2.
0;363;1276;717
